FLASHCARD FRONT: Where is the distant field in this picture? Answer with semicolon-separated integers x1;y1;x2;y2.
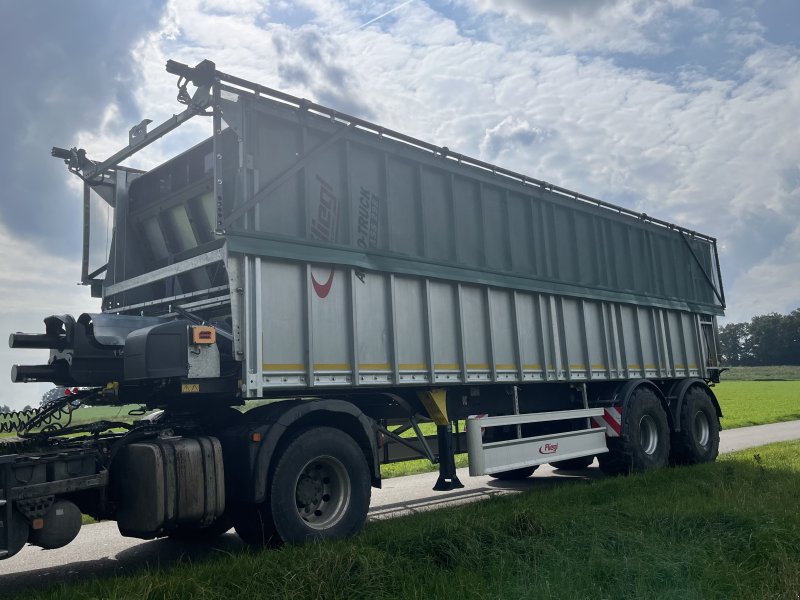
68;405;144;425
715;380;800;429
720;365;800;380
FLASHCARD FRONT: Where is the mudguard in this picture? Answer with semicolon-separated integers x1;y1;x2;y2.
666;378;722;431
613;378;673;430
228;399;380;504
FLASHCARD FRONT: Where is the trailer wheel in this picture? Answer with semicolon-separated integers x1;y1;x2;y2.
269;427;371;544
598;388;670;475
489;466;538;480
232;505;279;546
670;386;720;465
550;456;594;470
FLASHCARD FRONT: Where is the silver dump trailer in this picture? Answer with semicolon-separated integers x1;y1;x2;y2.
1;59;725;559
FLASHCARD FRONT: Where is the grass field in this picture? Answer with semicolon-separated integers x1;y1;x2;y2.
21;439;800;600
718;365;800;381
716;380;800;429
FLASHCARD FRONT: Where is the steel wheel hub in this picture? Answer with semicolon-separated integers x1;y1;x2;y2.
294;455;351;530
693;410;710;448
639;414;659;455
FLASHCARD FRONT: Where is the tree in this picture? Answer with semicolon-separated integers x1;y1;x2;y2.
719;308;800;367
786;309;800;365
718;321;750;365
41;386;66;407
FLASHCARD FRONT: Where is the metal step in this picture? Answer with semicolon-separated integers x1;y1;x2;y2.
466;408;608;476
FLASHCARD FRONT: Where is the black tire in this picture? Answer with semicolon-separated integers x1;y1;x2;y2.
489;466;538;480
169;515;232;542
269;427;371;544
232;505;280;546
550;455;594;470
598;388;670;475
670;386;720;465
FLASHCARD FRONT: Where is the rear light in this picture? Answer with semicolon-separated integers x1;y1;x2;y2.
191;326;217;345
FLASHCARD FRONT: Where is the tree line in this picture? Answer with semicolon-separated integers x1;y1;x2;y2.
719;309;800;366
0;404;33;414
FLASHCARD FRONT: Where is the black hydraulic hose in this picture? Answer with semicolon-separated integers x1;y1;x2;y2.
0;389;96;435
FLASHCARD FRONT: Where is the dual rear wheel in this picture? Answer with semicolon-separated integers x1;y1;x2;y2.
599;386;720;475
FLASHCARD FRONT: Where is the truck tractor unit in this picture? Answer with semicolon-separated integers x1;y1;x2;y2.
1;60;725;559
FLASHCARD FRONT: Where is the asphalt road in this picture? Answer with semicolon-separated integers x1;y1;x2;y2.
2;420;799;596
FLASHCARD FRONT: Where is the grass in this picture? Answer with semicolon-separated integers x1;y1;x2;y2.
719;365;800;381
716;380;800;429
20;439;800;600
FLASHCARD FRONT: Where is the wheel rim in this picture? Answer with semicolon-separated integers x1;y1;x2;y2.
639;414;659;455
294;455;351;530
693;410;710;448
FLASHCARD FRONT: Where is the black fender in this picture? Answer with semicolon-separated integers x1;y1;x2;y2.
666;378;722;431
613;379;673;431
241;399;380;504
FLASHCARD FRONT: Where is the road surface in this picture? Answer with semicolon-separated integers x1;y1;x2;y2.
1;420;799;596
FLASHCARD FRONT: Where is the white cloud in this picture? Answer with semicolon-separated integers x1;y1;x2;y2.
463;0;708;54
0;222;99;410
5;0;794;411
725;223;800;323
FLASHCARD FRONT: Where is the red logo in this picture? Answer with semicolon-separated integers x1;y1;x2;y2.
311;266;335;299
539;442;559;455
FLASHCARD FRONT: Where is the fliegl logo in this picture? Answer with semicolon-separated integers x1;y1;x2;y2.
539;442;559;455
310;175;339;299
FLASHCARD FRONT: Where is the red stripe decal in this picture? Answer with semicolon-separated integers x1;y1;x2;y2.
311;266;335;298
603;412;622;436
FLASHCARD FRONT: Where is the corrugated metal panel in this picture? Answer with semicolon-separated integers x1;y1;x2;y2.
237;257;706;397
216;92;723;316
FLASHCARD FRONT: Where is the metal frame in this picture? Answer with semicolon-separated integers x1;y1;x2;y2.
103;247;226;297
466;408;607;476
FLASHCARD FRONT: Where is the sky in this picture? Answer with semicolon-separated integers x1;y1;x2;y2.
0;0;798;408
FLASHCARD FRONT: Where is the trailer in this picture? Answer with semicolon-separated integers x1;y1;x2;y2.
1;59;725;559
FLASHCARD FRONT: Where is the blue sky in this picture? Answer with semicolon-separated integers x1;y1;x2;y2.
0;0;798;407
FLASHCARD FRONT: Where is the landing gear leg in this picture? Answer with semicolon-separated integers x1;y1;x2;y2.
433;423;464;491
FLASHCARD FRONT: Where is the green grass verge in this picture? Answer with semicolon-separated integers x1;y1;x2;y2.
23;440;800;600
